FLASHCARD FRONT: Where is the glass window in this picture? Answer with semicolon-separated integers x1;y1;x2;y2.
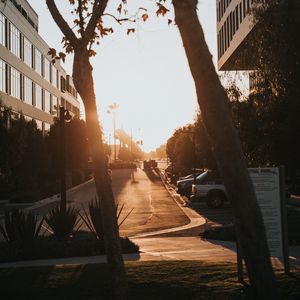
52;65;57;87
23;36;32;68
0;13;5;46
35;119;43;131
0;59;5;92
44;123;50;133
44;58;50;82
34;48;42;76
10;67;21;99
23;76;33;105
10;23;21;58
56;70;60;89
52;95;58;116
44;89;51;114
35;84;43;110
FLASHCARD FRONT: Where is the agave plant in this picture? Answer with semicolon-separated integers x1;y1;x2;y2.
79;197;133;240
0;208;43;244
45;206;79;240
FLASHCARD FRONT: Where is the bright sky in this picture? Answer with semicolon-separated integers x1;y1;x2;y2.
28;0;217;152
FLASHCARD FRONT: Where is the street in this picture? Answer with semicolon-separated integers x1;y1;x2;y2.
30;167;190;237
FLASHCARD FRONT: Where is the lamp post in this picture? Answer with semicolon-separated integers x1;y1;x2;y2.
59;106;72;213
107;103;119;162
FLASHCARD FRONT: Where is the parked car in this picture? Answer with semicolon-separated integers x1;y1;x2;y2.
176;172;203;198
190;170;227;208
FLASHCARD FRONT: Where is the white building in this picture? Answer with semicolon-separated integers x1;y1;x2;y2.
216;0;256;71
0;0;80;132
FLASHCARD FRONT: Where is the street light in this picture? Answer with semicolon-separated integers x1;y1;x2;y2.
106;103;119;162
59;106;72;213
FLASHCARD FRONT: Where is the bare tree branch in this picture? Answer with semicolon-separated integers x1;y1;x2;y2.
77;0;86;37
102;13;135;24
83;0;108;46
46;0;78;48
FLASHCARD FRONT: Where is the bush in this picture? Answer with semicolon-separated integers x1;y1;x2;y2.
0;208;43;245
45;206;79;240
199;225;236;242
79;198;133;241
0;231;139;262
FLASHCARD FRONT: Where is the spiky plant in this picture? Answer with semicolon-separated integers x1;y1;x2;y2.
45;206;79;240
0;208;43;244
79;197;133;240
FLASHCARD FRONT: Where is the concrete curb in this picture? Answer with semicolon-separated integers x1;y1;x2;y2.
128;170;206;239
25;179;94;212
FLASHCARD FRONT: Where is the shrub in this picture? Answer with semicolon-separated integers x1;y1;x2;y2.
79;198;133;241
0;208;43;245
199;225;236;242
45;206;79;240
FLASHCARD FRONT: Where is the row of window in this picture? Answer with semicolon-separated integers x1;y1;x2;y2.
217;0;233;22
0;108;50;133
0;12;59;88
8;0;38;31
0;58;58;115
1;58;80;119
217;0;252;59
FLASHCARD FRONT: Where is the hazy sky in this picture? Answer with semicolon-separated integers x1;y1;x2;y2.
28;0;217;152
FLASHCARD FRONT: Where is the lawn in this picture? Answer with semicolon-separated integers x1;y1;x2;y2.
0;261;299;299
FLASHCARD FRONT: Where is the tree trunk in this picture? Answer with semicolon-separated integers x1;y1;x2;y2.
173;0;277;298
72;49;127;299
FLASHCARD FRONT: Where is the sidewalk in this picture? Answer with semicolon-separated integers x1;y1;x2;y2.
1;175;300;271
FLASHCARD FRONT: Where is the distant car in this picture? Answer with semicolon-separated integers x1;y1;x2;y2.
176;172;203;198
178;172;202;181
190;170;227;208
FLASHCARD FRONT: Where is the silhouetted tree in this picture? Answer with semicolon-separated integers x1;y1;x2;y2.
45;1;127;297
172;0;277;298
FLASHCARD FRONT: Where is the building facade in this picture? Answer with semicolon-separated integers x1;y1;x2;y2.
0;0;80;132
216;0;256;71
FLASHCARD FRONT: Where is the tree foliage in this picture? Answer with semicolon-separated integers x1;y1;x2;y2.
166;114;216;170
230;0;300;189
0;106;90;201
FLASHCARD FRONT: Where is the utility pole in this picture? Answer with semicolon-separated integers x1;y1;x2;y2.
59;106;72;213
107;103;119;162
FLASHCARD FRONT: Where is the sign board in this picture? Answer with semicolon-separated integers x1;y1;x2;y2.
237;167;290;281
248;167;283;258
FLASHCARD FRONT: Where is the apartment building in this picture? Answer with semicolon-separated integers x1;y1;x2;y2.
0;0;80;132
216;0;257;71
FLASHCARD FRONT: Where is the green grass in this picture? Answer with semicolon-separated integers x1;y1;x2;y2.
0;261;299;299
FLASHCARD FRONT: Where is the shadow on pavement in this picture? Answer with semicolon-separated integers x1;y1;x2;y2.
111;169;136;198
143;168;160;182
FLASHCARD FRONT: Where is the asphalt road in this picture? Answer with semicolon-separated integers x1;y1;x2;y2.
31;167;190;237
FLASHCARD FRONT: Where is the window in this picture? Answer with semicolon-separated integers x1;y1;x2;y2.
0;59;6;92
52;95;58;116
44;89;51;114
52;65;57;87
10;67;21;99
235;6;239;31
56;70;60;89
35;84;43;110
44;123;50;133
44;58;50;82
23;37;32;68
34;48;42;76
232;11;236;35
23;76;33;105
35;119;43;131
9;23;21;58
0;13;5;46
